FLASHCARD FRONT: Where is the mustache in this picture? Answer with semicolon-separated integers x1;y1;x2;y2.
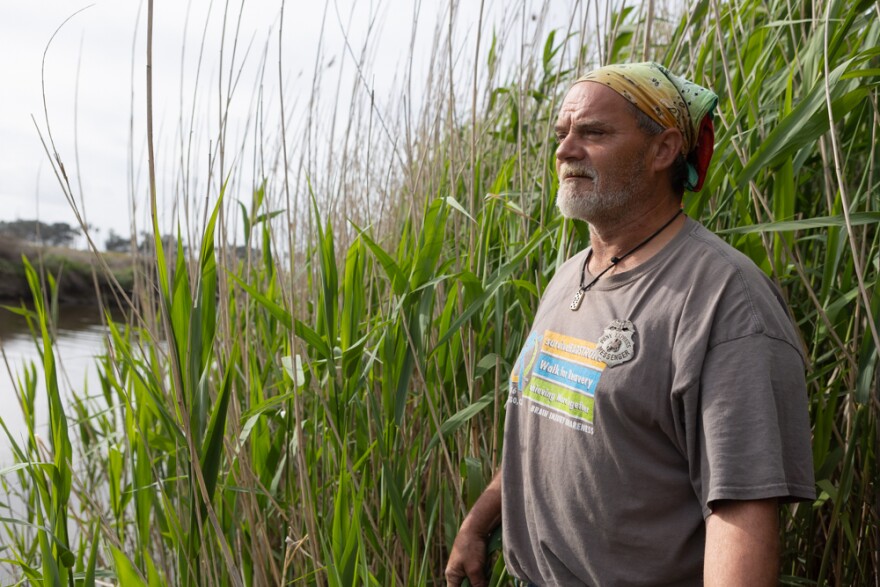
559;163;596;179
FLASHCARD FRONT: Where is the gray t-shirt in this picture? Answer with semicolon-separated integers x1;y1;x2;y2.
501;217;815;586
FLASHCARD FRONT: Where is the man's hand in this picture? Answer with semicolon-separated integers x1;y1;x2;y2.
444;526;490;587
445;471;502;587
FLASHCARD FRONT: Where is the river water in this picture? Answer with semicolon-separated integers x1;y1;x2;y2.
0;304;109;469
0;304;111;579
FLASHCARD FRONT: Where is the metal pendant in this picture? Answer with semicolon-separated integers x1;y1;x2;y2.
570;288;584;311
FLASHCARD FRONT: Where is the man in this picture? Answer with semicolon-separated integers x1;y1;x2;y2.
445;62;815;586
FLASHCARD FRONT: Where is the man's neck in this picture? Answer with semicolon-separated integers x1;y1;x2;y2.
587;201;686;275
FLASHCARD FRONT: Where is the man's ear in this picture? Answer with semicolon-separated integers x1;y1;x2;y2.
651;127;684;172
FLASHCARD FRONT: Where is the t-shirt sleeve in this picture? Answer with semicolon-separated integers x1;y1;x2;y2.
690;334;816;518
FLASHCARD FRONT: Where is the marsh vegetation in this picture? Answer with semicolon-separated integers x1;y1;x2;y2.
1;0;878;585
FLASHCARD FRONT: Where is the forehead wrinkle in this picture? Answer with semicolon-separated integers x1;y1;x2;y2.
555;118;613;133
557;85;634;128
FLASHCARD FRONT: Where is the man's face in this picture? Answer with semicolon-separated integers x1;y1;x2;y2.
554;82;653;224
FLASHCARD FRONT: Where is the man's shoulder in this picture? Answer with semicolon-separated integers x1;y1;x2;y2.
683;220;762;272
672;219;777;292
680;219;801;352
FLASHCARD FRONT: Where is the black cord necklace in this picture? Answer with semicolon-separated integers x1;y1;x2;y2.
569;209;683;311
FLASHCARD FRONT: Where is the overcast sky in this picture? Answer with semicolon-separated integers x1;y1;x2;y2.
0;1;584;248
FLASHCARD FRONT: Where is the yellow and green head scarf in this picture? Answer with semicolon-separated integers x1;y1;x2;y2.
576;62;718;192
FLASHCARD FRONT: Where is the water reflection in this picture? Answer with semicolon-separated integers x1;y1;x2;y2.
0;304;114;467
0;305;119;580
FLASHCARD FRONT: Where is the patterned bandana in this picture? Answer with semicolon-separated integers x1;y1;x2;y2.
576;62;718;192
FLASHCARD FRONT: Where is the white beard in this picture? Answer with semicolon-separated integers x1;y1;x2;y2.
556;159;646;224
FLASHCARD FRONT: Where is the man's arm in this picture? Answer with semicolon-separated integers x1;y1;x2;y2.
445;471;502;587
704;498;779;586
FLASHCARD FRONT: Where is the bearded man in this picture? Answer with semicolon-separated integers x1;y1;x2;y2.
444;63;815;587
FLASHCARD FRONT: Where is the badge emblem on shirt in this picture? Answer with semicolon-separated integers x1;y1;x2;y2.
596;319;636;367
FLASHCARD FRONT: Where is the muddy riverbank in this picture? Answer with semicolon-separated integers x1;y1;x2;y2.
0;237;135;306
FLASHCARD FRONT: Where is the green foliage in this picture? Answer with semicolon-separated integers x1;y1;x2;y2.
666;1;879;583
1;0;878;585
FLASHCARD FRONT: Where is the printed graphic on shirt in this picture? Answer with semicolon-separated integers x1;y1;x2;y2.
520;330;607;434
508;331;541;407
508;322;637;434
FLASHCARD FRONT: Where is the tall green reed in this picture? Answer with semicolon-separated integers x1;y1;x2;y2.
1;0;878;584
674;1;880;583
2;260;76;585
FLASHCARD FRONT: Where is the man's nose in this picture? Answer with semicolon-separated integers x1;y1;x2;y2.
556;133;580;161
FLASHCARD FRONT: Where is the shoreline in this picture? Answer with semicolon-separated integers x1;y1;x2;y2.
0;240;135;307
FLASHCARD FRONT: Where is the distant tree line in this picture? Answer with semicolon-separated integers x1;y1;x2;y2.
106;229;258;260
0;221;256;259
0;220;80;248
105;230;177;254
